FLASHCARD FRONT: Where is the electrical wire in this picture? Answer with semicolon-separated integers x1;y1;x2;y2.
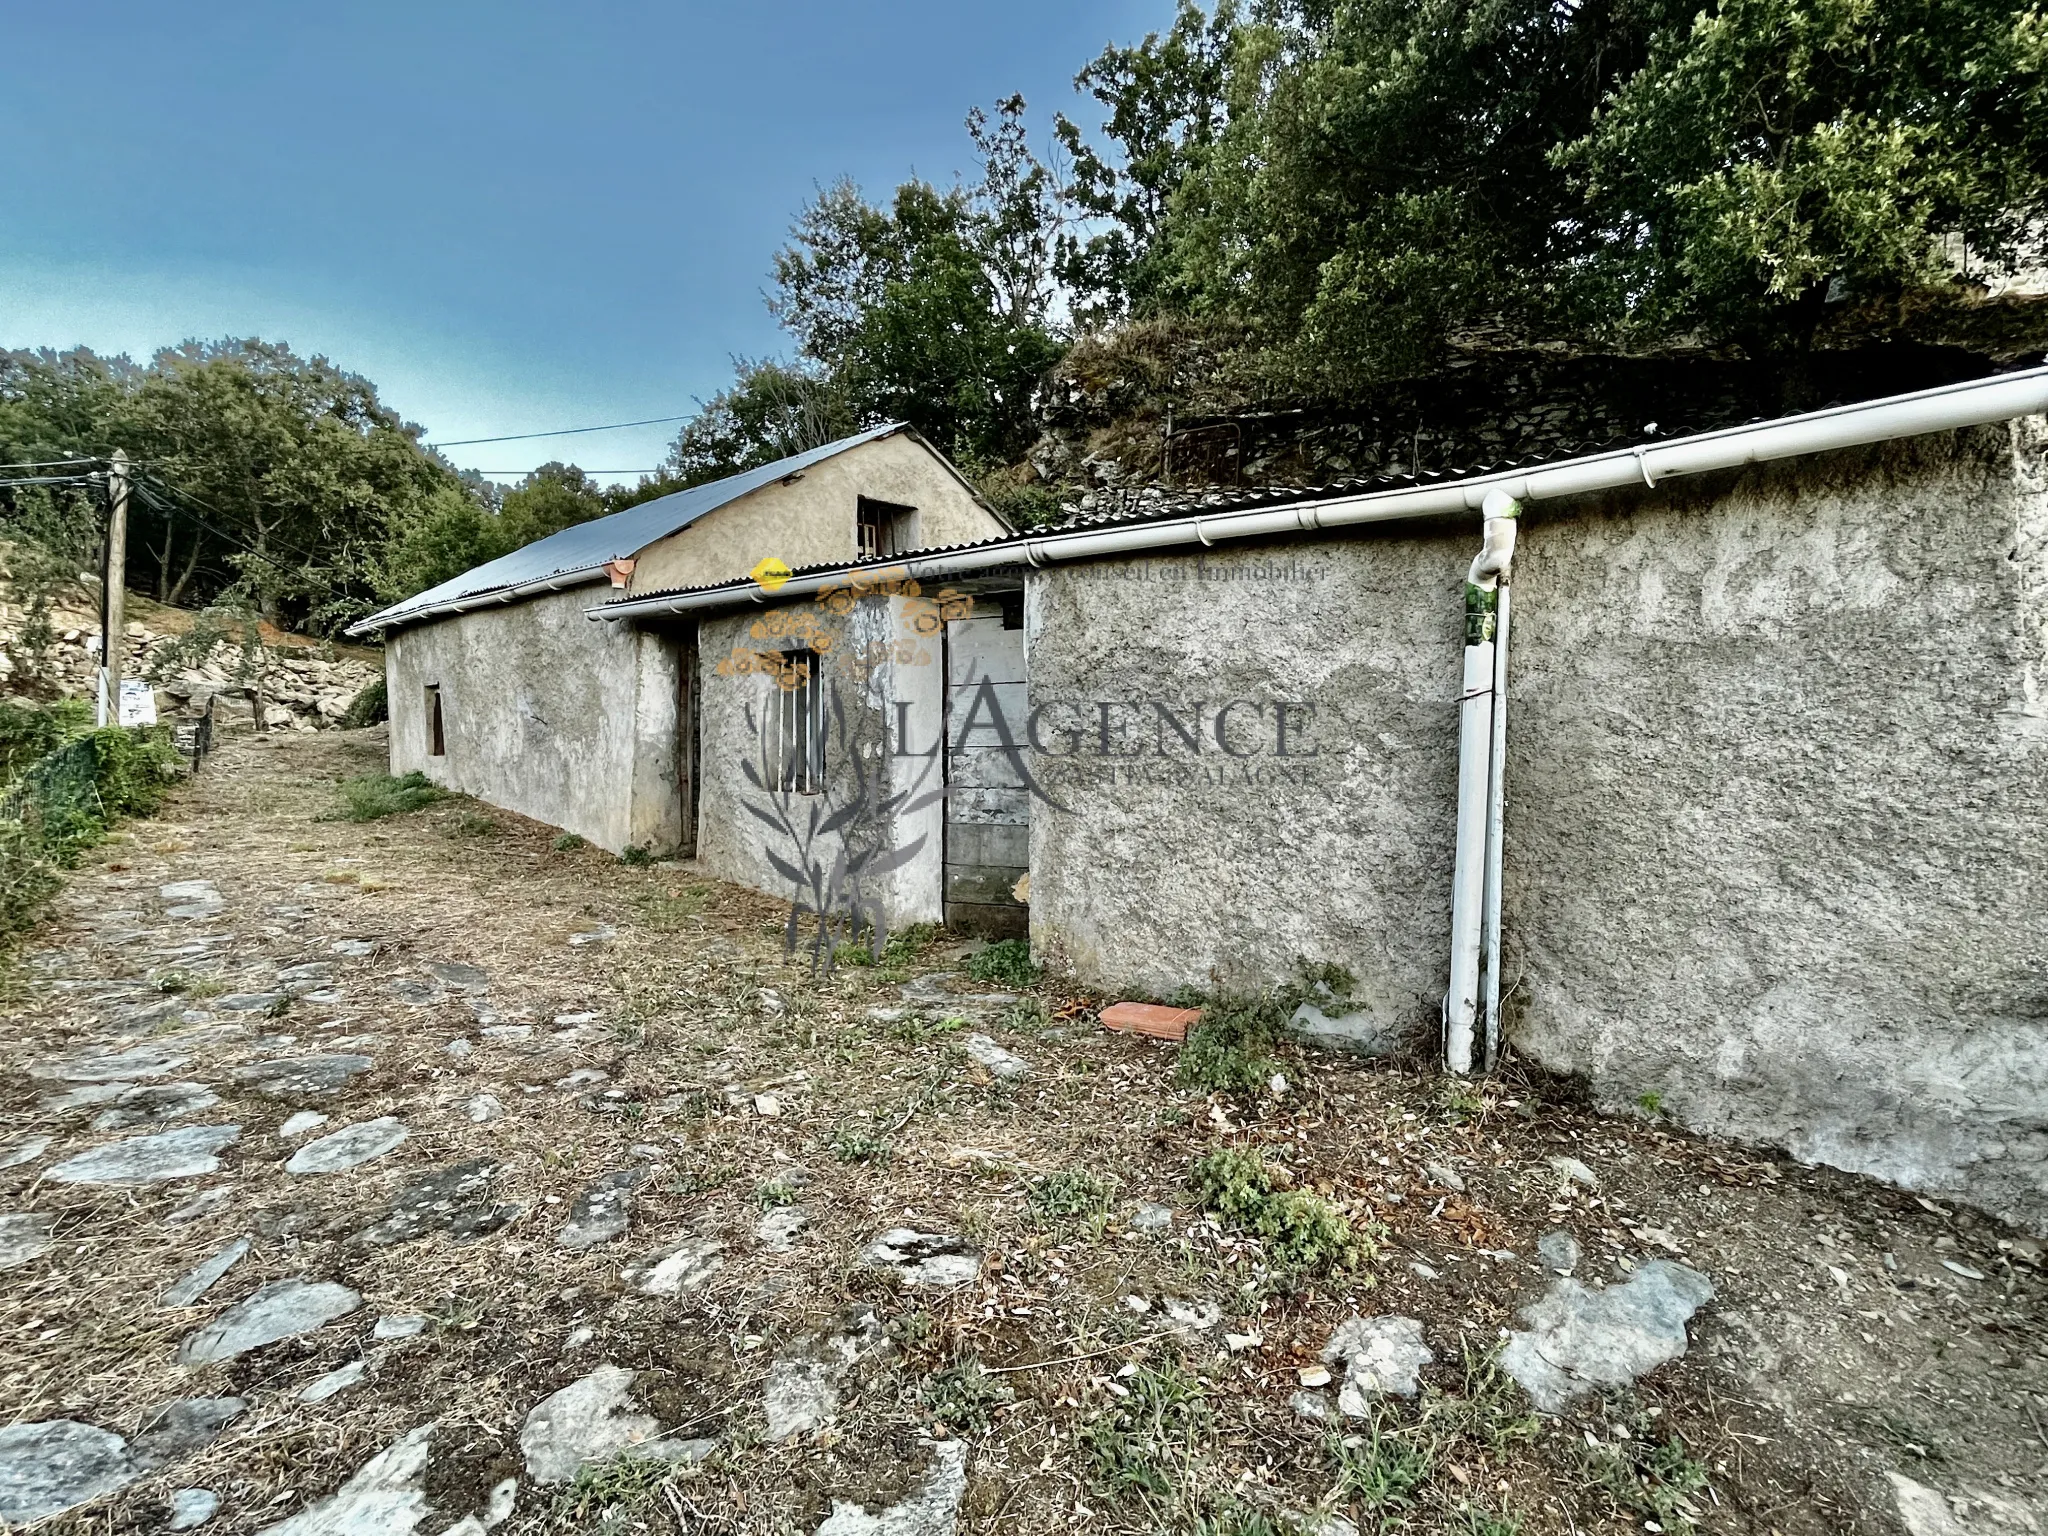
0;457;105;470
428;413;691;448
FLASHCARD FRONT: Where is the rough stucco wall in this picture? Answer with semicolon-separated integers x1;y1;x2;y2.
626;434;1006;597
1506;424;2048;1233
1026;542;1461;1032
1027;425;2048;1232
695;595;945;931
385;586;682;854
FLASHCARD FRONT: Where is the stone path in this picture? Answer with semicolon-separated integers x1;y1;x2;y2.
0;726;2039;1535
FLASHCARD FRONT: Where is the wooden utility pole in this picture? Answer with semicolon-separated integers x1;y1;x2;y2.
99;450;130;727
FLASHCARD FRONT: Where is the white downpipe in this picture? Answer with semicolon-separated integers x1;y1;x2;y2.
1444;490;1519;1074
1479;581;1511;1071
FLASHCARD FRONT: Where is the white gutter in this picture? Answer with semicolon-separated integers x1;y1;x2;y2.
592;364;2048;622
348;567;609;636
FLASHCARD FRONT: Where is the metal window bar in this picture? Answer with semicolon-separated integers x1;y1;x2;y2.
768;649;823;793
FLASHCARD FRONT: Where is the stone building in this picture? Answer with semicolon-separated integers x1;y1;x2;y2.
585;369;2048;1235
348;425;1011;856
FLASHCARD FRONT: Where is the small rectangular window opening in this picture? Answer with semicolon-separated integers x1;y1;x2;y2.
425;684;446;757
766;649;824;794
856;496;917;560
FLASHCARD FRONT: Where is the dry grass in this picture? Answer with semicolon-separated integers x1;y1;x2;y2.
0;726;2041;1534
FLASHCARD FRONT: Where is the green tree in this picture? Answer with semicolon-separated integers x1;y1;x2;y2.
1054;0;1238;321
664;359;852;487
1562;0;2048;347
770;98;1066;466
497;461;607;547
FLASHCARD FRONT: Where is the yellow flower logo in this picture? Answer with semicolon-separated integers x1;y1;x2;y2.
750;556;793;592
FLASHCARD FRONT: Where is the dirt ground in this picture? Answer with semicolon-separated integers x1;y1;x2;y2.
2;725;2043;1535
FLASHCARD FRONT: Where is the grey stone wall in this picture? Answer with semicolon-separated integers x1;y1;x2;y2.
386;586;686;855
1026;424;2048;1233
695;593;946;935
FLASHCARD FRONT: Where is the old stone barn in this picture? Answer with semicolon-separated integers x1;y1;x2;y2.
356;371;2048;1236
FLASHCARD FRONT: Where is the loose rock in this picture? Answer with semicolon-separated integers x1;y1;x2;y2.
555;1168;650;1249
1499;1259;1714;1412
814;1439;968;1536
279;1111;329;1137
169;1487;219;1529
622;1236;726;1297
518;1365;712;1484
215;993;286;1014
46;1125;241;1185
359;1160;516;1246
298;1361;367;1404
961;1032;1030;1080
255;1423;434;1536
0;1135;52;1169
91;1082;222;1132
1131;1202;1174;1231
756;1206;810;1252
286;1118;409;1176
30;1045;187;1083
465;1094;504;1123
424;961;490;992
1321;1316;1434;1409
233;1055;373;1097
859;1229;981;1289
1537;1229;1583;1276
161;1237;252;1307
0;1420;139;1524
177;1279;362;1365
374;1314;429;1341
131;1398;246;1466
0;1212;56;1271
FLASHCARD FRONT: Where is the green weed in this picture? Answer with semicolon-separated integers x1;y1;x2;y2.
618;843;654;867
1191;1147;1364;1275
757;1179;799;1208
920;1357;1015;1435
836;921;940;970
1636;1090;1665;1116
635;885;707;930
339;771;446;821
1586;1423;1709;1536
448;810;499;837
550;1454;682;1520
552;831;586;851
1083;1361;1211;1509
832;1126;894;1165
887;1012;969;1044
1028;1168;1117;1224
968;937;1040;987
340;677;387;727
1328;1413;1434;1510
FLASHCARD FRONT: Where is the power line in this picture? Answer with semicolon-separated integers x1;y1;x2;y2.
0;457;104;470
428;413;692;448
473;468;668;476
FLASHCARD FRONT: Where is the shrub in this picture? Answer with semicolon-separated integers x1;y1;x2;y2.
340;677;388;727
0;698;89;783
339;771;446;821
968;938;1040;987
1177;961;1359;1094
0;721;183;941
836;921;940;970
1191;1146;1363;1275
619;843;654;867
552;831;586;851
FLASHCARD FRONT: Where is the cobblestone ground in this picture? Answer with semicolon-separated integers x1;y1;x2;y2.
0;726;2042;1535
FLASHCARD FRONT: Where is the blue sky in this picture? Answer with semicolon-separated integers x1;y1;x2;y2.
0;1;1162;482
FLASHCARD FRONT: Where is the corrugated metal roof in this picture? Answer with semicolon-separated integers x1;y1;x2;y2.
602;440;1610;608
351;422;906;633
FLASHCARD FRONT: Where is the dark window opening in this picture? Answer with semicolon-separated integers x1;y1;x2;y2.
765;648;823;794
856;496;917;560
999;589;1025;630
425;684;446;757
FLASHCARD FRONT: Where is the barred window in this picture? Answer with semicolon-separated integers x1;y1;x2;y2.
765;648;823;794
